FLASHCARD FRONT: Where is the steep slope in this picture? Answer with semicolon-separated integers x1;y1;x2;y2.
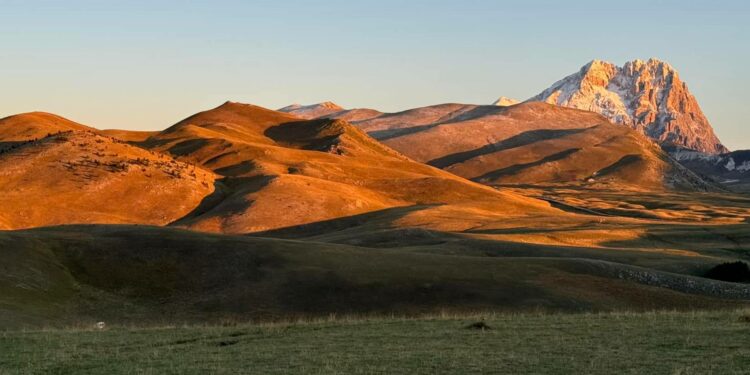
278;101;344;119
349;101;712;190
0;112;95;142
0;131;215;229
528;58;727;154
144;102;556;233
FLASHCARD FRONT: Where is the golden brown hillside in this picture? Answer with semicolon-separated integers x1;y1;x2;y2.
0;131;215;229
354;102;713;191
144;102;557;233
101;129;159;142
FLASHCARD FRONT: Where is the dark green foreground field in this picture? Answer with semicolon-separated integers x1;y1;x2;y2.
3;310;750;374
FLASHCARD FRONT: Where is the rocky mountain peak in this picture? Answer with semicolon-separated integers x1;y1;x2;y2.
528;58;727;154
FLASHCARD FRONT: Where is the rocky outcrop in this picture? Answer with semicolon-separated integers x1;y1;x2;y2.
528;58;727;154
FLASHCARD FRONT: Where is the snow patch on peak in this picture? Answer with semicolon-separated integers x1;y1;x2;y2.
492;97;519;106
725;158;736;171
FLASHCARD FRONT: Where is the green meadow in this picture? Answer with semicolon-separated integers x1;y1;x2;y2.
3;310;750;374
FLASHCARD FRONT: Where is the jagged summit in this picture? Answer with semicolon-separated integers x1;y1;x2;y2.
278;101;345;119
528;58;727;154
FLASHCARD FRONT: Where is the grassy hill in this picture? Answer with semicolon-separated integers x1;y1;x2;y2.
3;310;750;374
0;131;215;230
2;224;749;329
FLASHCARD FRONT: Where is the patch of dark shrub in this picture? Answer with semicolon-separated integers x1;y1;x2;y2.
705;261;750;283
465;322;492;330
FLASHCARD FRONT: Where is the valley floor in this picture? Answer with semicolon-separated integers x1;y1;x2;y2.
2;310;750;374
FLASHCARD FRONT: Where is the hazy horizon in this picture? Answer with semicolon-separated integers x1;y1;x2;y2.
2;0;749;149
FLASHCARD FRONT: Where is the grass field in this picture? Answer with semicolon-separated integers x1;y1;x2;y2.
3;310;750;374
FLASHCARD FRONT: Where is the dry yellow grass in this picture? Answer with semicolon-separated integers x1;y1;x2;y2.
0;112;94;141
100;129;158;142
0;131;215;229
143;101;560;233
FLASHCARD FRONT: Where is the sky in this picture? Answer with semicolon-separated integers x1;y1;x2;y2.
1;0;749;149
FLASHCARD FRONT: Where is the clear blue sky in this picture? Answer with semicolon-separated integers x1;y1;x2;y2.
2;0;749;149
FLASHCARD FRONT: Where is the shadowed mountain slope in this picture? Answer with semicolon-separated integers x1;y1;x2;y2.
668;147;750;193
2;224;748;328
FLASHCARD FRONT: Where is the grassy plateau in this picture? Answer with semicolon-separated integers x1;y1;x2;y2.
2;310;750;374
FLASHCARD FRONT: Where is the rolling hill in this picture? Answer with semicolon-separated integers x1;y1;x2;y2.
0;112;95;143
140;101;558;233
0;102;561;234
340;102;713;190
0;130;215;230
2;224;749;328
